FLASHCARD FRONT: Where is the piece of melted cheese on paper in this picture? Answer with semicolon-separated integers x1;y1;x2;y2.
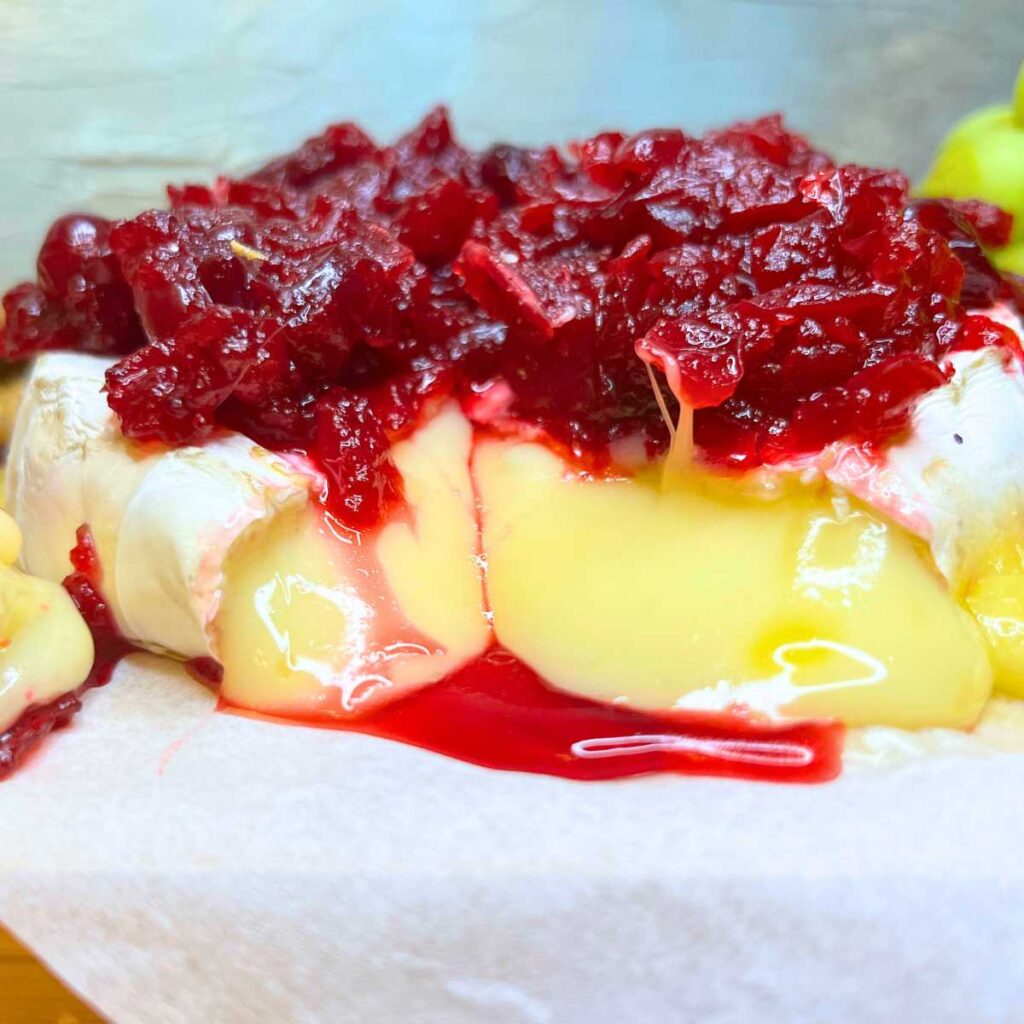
0;506;93;732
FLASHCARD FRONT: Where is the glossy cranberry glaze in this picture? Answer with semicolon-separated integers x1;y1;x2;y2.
2;109;1020;526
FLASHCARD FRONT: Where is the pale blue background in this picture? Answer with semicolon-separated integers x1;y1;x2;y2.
0;0;1021;284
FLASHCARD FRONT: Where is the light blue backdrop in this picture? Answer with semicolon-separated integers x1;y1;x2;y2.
0;0;1021;284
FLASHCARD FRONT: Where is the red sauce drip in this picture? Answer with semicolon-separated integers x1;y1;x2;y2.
224;647;843;784
62;524;136;681
185;656;224;688
0;524;135;780
0;691;82;780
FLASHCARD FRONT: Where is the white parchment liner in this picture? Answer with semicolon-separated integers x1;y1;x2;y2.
1;656;1024;1023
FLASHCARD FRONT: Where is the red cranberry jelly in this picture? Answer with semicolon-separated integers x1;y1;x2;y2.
62;524;135;682
228;647;843;784
3;110;1021;527
0;525;133;780
0;691;82;780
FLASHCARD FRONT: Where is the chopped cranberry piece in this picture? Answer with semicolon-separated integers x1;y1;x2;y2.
916;197;1015;249
454;241;561;338
638;315;745;408
315;389;402;530
479;144;568;206
251;122;379;190
0;691;82;781
396;178;496;266
910;198;1016;309
106;308;278;444
1;214;144;360
62;525;134;674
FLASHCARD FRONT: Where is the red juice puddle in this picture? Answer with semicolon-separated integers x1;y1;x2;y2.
0;524;136;781
221;646;843;784
185;656;224;689
1;529;843;784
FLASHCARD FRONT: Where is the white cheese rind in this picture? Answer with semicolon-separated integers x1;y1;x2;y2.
821;306;1024;582
5;352;313;659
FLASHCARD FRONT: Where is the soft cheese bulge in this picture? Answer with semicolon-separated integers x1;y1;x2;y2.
0;508;93;731
475;436;993;728
215;403;490;717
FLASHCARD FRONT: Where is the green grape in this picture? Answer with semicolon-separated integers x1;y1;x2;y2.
993;241;1024;276
919;63;1024;245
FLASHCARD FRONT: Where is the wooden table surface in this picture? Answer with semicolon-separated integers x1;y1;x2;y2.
0;926;104;1023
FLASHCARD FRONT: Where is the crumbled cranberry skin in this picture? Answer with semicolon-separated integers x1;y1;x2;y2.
314;388;403;529
3;109;1021;520
62;525;135;675
0;691;82;780
62;523;136;749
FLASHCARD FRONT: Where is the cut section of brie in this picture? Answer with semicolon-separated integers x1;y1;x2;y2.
475;437;993;728
8;319;1024;735
215;404;491;718
6;354;490;718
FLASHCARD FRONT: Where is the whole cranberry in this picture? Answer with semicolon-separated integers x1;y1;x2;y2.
37;214;117;299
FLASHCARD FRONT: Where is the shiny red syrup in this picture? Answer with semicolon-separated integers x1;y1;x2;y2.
224;647;843;783
0;525;133;780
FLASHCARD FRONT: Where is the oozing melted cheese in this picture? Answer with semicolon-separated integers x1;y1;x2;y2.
214;404;490;719
12;351;1024;740
964;537;1024;701
474;437;993;729
216;418;1003;732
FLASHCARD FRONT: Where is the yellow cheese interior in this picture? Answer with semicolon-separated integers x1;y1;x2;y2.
214;403;489;719
965;532;1024;700
0;508;94;730
474;437;994;729
212;407;1024;733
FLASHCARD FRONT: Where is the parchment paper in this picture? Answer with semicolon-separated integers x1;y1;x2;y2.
1;655;1024;1023
3;1;1024;1020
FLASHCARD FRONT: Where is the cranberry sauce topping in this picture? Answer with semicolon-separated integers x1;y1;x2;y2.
230;647;843;783
3;110;1021;525
0;525;132;780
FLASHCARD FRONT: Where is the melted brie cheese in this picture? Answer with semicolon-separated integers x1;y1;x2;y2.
475;437;992;728
0;508;93;731
215;404;490;718
7;354;489;721
11;318;1024;737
